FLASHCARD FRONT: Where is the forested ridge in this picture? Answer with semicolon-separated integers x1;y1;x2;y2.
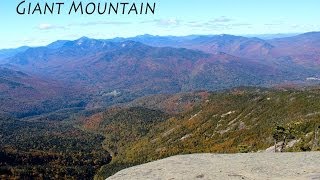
92;87;320;178
1;87;320;179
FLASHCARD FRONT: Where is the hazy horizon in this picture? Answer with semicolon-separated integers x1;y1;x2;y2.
0;31;309;50
1;0;319;49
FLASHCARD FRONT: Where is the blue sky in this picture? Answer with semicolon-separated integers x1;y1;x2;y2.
0;0;319;49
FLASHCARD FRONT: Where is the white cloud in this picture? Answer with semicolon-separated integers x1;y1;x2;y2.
140;18;181;26
157;18;180;26
210;16;233;23
38;23;53;30
37;23;65;30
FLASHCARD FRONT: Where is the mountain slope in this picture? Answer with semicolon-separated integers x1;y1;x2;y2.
0;46;29;63
269;32;320;66
121;87;320;157
0;66;84;117
93;87;320;178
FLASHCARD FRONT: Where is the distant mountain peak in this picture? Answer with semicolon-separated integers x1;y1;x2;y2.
72;36;93;46
300;31;320;35
76;36;90;44
47;40;68;49
296;31;320;39
135;34;156;38
78;36;90;41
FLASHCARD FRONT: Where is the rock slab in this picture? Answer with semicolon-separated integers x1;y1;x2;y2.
107;152;320;180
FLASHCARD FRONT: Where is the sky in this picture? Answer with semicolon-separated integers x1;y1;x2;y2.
0;0;320;49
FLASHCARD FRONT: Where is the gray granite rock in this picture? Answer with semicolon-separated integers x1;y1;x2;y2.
107;152;320;180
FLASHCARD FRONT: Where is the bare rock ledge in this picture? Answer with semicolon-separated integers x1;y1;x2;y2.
107;152;320;180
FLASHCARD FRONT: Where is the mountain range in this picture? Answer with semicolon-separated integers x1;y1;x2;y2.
1;32;320;116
